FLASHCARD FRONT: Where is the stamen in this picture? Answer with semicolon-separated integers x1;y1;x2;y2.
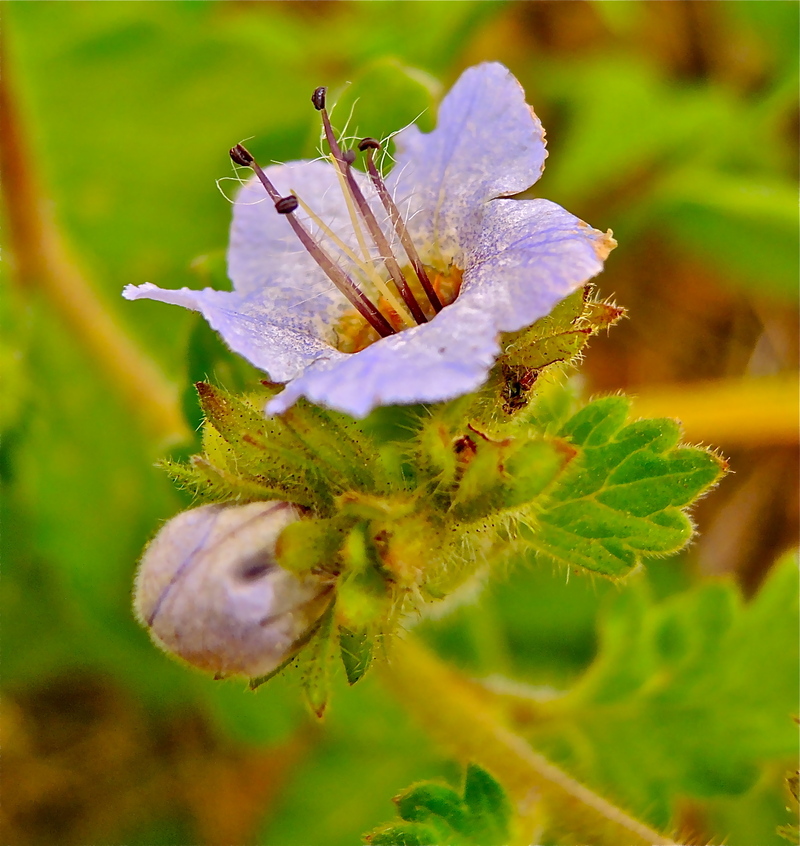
292;192;414;328
311;86;327;111
315;99;429;326
325;155;416;328
230;144;394;339
275;195;299;214
358;138;443;314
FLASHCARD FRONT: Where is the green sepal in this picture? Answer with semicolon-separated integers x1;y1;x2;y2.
248;594;336;691
247;650;298;692
413;395;475;499
339;626;374;685
158;453;297;504
196;382;334;508
337;523;391;629
280;398;387;492
300;599;338;718
470;286;624;432
169;382;393;514
528;396;728;577
451;432;576;522
277;516;345;575
503;286;623;371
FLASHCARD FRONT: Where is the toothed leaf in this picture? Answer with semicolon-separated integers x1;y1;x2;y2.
523;554;800;829
526;397;726;577
364;766;511;846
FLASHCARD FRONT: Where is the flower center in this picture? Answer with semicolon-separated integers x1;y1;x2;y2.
334;264;463;353
229;86;458;355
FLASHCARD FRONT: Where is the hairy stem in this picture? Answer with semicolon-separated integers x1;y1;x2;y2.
0;32;189;448
381;635;678;846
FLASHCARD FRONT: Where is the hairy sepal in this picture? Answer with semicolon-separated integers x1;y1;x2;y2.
470;285;624;435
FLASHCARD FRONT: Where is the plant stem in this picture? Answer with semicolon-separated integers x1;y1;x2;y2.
0;30;190;448
631;373;798;446
381;635;678;846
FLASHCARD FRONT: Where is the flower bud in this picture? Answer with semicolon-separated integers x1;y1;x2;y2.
134;502;330;678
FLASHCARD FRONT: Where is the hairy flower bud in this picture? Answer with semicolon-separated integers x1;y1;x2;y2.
134;502;330;678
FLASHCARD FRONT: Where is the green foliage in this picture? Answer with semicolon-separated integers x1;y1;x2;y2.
364;765;512;846
526;396;727;577
523;552;800;830
539;45;800;299
326;57;440;162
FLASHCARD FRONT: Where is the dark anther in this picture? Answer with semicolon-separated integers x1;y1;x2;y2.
275;195;299;215
230;144;254;167
311;86;327;111
358;137;381;152
342;149;356;165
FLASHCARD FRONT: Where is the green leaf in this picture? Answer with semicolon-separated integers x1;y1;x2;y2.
523;553;800;829
658;170;799;300
366;822;444;846
526;397;727;577
462;764;513;846
364;765;512;846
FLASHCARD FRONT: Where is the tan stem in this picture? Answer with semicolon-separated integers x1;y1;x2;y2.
0;30;190;448
380;635;678;846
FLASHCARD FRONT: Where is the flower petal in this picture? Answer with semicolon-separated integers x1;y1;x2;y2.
266;198;615;418
124;159;384;381
228;159;366;300
459;198;616;334
267;302;500;418
385;62;547;263
123;282;337;381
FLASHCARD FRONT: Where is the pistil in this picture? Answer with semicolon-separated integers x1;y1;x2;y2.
312;87;429;326
230;144;395;339
358;137;443;314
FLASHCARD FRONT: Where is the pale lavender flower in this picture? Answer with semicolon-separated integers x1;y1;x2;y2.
124;62;615;418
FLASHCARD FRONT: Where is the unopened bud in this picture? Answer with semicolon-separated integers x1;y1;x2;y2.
134;502;330;678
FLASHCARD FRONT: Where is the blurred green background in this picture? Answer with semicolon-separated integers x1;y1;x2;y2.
2;2;797;845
